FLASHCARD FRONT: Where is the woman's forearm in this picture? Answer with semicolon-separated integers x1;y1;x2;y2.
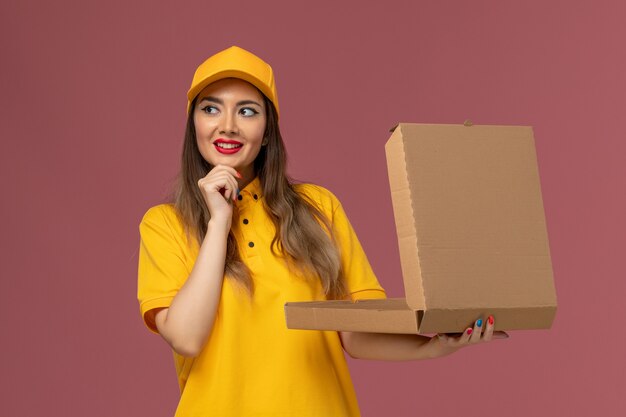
159;219;230;357
343;331;458;361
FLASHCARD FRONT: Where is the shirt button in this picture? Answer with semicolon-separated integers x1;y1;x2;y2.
237;195;243;201
248;242;255;248
253;194;258;200
243;219;249;225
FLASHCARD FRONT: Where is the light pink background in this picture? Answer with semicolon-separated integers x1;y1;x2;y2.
2;1;625;416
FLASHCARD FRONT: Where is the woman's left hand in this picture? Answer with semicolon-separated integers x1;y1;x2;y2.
340;316;509;361
430;315;509;357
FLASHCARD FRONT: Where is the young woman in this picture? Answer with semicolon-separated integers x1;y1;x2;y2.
137;46;508;417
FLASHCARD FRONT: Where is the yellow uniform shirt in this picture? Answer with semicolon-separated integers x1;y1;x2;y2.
137;177;386;417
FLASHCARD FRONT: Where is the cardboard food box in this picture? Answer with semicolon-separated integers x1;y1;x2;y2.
284;123;557;334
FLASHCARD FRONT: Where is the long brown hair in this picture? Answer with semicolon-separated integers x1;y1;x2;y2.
166;92;348;300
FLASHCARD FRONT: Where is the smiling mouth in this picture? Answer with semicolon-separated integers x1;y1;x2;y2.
215;142;242;149
214;140;243;154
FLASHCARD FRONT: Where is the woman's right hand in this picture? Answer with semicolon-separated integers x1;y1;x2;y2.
197;164;241;226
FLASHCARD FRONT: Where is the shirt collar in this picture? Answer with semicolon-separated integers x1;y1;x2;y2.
239;176;262;202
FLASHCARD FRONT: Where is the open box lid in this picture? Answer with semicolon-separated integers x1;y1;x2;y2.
386;123;557;314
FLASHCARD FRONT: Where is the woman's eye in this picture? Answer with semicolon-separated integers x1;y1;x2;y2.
240;107;258;117
201;106;218;114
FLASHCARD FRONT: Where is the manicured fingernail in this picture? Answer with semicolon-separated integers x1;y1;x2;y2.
488;315;494;325
466;328;473;335
476;319;483;327
235;171;243;178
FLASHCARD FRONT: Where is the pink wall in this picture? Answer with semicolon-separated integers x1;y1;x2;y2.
2;0;625;415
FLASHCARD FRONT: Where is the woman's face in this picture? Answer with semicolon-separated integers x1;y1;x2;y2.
193;78;267;182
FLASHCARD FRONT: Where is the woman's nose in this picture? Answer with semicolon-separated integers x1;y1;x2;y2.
219;111;239;135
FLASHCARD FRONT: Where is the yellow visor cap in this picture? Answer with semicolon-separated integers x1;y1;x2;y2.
187;46;279;117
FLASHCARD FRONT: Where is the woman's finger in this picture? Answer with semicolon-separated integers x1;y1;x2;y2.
483;315;494;342
229;176;239;202
211;164;242;181
469;318;484;344
455;326;473;347
198;173;228;194
200;165;238;186
223;185;232;201
218;173;235;202
205;171;236;191
226;173;238;201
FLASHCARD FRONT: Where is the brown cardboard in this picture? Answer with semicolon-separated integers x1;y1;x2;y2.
284;123;557;334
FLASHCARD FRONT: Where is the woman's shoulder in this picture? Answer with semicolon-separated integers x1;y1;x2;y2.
140;203;185;234
141;203;178;221
292;182;342;213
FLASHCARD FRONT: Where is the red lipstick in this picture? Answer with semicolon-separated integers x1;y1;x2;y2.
214;138;243;155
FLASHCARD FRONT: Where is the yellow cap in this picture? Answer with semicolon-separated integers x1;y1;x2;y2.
186;46;279;117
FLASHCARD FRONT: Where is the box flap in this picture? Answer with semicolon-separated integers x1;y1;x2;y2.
284;298;421;334
385;123;557;312
417;305;557;334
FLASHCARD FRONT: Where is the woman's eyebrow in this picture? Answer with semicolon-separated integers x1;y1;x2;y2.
199;96;223;104
236;100;262;107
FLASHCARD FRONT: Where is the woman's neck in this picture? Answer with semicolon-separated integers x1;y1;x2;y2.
237;167;256;190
